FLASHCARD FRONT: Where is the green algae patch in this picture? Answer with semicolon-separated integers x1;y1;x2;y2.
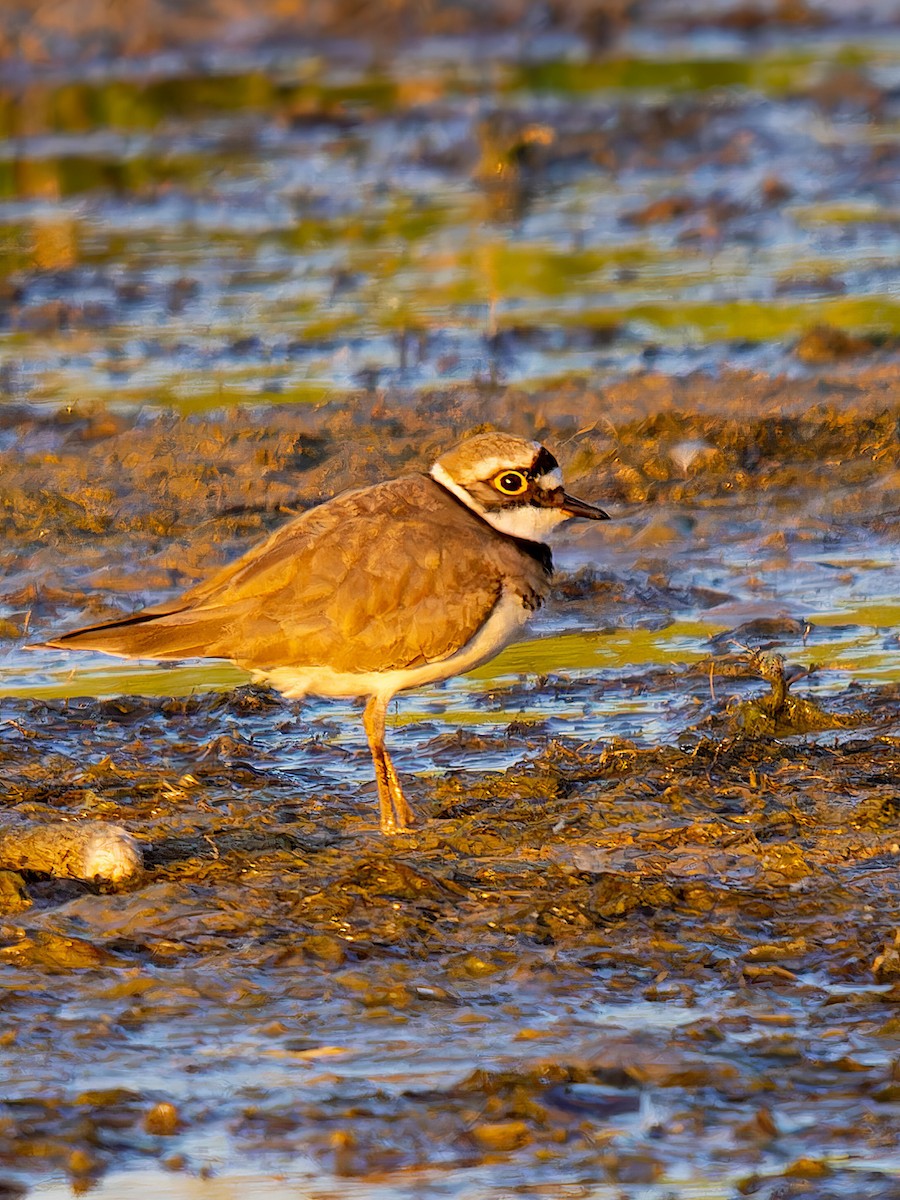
0;151;216;202
0;660;249;701
0;70;417;142
470;622;718;681
588;296;900;341
510;54;819;96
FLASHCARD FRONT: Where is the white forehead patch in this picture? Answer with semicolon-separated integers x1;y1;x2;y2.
535;469;564;491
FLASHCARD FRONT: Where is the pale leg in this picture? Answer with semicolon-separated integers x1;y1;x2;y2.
363;695;416;834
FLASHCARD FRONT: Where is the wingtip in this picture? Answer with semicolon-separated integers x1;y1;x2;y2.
24;637;71;652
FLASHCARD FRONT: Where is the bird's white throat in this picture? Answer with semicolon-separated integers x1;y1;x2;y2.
430;462;569;543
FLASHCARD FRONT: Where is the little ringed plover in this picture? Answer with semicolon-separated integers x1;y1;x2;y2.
35;431;609;833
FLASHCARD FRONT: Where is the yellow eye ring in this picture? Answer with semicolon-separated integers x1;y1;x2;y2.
494;470;529;496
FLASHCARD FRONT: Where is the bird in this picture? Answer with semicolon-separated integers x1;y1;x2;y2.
34;431;609;834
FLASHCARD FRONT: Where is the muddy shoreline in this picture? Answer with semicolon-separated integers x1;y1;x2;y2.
0;381;899;1195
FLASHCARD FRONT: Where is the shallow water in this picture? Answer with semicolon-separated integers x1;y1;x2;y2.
2;27;900;412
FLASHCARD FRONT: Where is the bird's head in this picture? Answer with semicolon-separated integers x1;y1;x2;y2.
430;432;609;543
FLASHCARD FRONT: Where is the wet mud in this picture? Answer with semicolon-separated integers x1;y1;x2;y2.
2;1;900;1196
2;699;900;1199
2;382;900;1197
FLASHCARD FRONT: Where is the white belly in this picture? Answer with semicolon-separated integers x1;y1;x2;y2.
261;590;534;701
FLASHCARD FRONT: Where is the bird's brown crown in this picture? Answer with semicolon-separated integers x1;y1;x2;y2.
433;432;552;488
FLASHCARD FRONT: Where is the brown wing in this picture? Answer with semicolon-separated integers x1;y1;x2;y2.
40;475;548;674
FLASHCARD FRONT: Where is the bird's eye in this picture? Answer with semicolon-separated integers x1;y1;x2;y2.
494;470;529;496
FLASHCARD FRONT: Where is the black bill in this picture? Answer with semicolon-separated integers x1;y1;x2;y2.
560;492;610;520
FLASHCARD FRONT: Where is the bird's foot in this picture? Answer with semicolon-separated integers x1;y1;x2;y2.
374;752;416;835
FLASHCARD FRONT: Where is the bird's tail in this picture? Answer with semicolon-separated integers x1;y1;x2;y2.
31;605;227;663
